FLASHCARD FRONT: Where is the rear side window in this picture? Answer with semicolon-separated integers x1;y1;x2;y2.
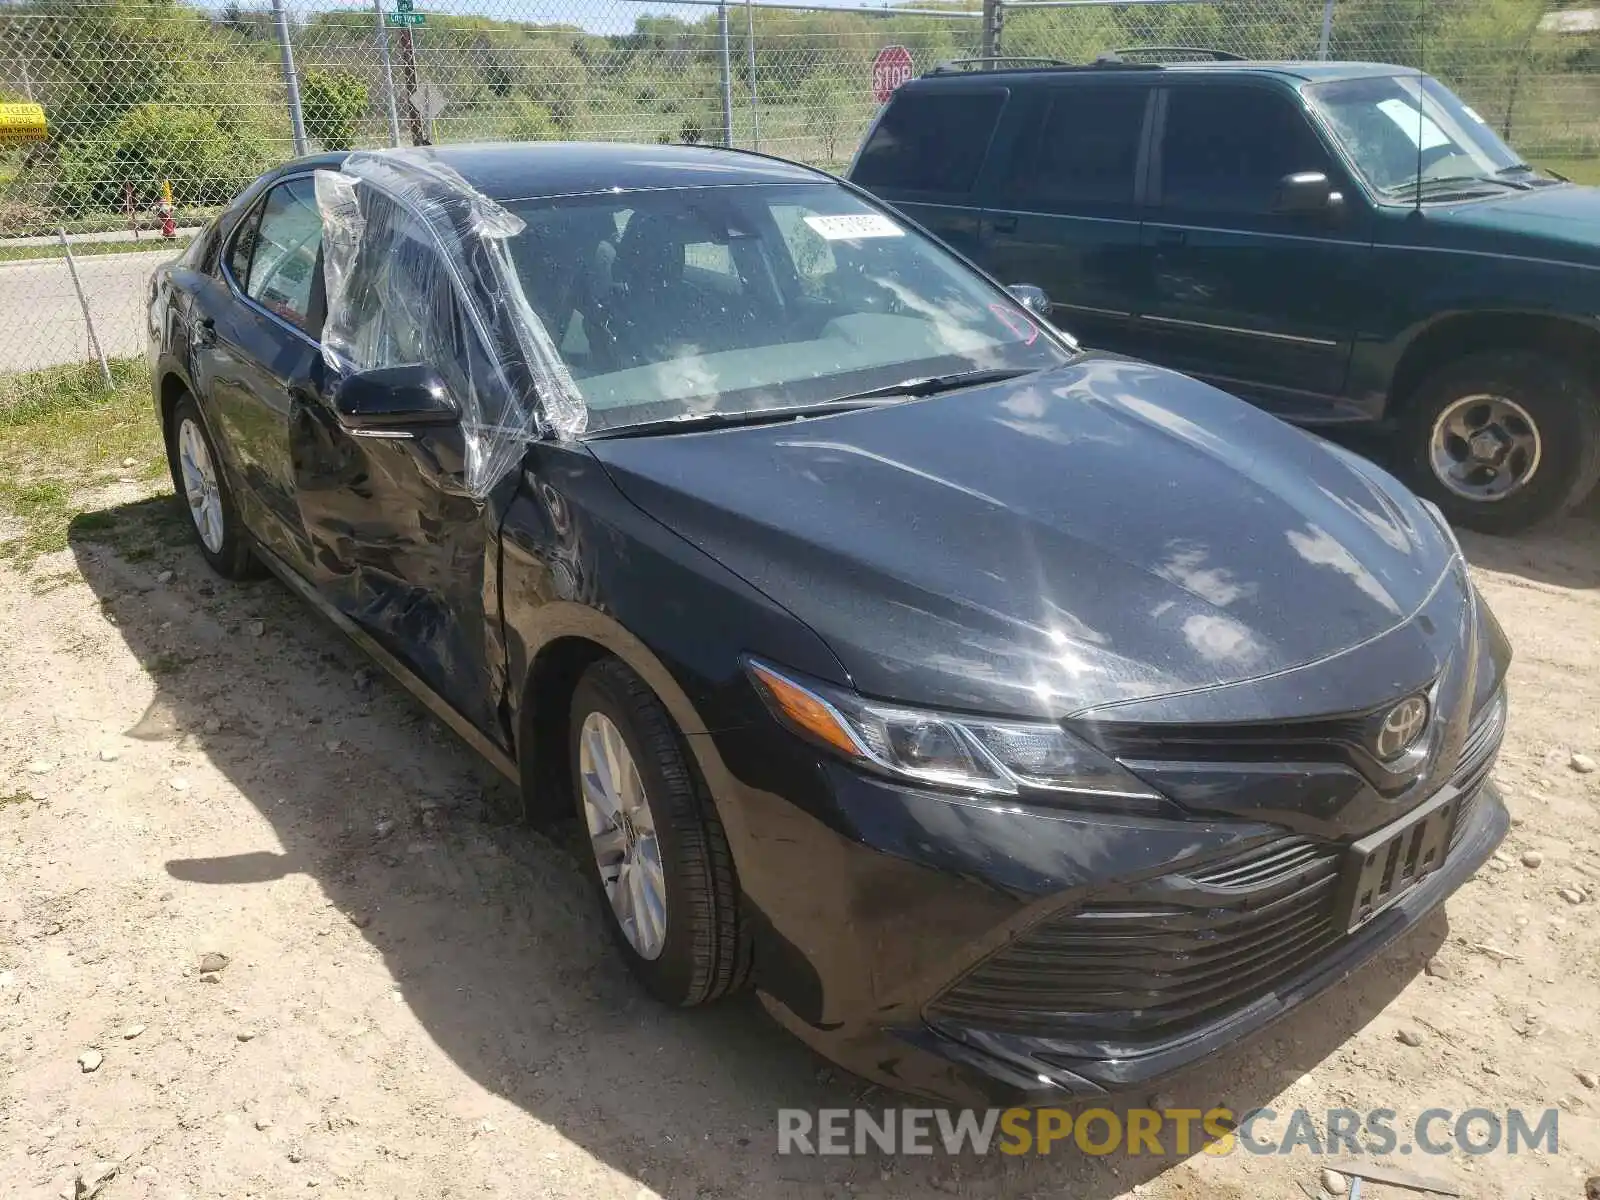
1158;85;1333;214
1007;85;1148;208
853;89;1006;194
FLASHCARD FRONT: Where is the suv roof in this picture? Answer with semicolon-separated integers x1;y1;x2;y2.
911;58;1410;87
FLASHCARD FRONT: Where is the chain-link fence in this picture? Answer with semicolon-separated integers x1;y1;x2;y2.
1002;0;1600;167
1;0;1597;383
0;0;983;377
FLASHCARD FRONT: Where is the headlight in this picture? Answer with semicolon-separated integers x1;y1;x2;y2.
746;658;1158;802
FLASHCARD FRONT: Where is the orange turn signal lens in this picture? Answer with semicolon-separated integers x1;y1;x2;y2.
749;662;864;759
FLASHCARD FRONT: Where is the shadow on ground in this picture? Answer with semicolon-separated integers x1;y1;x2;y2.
69;494;1449;1199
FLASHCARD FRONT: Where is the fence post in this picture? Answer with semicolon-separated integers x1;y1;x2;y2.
982;0;1004;60
1317;0;1336;59
717;3;735;147
271;0;310;157
745;0;760;150
373;0;403;148
58;229;112;389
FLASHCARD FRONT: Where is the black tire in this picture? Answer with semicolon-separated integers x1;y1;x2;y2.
568;658;750;1006
164;393;259;579
1400;350;1600;536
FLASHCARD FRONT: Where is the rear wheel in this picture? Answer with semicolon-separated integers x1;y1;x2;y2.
568;658;749;1006
165;394;258;579
1401;350;1600;535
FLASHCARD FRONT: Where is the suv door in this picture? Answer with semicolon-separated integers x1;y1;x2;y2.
1140;80;1373;419
203;175;326;573
850;86;1008;259
290;192;505;744
978;79;1153;353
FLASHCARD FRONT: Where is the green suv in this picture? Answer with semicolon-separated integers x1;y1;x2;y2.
847;55;1600;534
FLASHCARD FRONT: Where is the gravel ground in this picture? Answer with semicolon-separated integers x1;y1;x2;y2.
1;478;1597;1200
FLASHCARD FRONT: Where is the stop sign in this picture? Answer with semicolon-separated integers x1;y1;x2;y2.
871;45;914;105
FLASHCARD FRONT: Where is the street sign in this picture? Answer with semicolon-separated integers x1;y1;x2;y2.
395;0;413;10
386;10;424;25
871;45;913;105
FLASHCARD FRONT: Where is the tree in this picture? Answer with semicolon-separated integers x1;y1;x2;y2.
57;102;269;212
803;73;849;166
499;99;559;142
301;68;369;152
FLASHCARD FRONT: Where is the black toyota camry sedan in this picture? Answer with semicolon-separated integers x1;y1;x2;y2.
148;142;1509;1105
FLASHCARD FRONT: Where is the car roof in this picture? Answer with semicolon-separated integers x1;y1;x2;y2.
318;142;826;204
906;59;1411;88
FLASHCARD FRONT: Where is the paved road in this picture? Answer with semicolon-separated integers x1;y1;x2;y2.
0;248;179;372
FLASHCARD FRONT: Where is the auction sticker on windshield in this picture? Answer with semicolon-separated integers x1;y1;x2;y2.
804;213;903;240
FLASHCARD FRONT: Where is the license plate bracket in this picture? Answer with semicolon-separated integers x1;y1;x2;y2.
1338;788;1462;933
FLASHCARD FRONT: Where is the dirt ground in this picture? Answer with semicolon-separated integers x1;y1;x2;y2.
2;471;1598;1200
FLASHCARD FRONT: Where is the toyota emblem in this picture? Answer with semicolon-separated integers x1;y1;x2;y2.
1375;696;1430;761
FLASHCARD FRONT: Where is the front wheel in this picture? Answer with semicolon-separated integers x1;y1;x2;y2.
1401;351;1600;535
568;658;749;1007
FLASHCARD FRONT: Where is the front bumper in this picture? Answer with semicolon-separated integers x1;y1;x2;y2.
761;780;1506;1106
700;692;1508;1107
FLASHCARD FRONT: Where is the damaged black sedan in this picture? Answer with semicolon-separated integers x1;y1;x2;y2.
148;143;1509;1105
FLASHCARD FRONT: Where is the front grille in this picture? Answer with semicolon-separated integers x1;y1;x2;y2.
927;843;1343;1041
927;692;1506;1045
1190;836;1326;890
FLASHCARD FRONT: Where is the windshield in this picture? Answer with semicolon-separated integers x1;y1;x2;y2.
1305;73;1526;197
501;182;1072;433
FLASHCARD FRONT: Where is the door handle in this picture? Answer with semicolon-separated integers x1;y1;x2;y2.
1152;228;1187;249
191;317;216;348
989;213;1019;235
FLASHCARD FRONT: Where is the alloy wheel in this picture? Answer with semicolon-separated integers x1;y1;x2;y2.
578;711;668;960
1428;393;1543;504
177;416;225;554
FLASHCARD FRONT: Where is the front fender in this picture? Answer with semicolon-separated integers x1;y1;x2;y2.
498;440;846;761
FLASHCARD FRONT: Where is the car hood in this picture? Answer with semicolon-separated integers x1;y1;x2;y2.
1425;183;1600;265
587;355;1458;717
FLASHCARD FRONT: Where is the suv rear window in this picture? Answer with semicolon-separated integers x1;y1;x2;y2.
853;89;1006;194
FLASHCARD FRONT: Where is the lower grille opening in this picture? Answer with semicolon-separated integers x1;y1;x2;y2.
927;845;1344;1041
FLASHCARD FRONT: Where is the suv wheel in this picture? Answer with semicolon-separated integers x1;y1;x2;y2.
165;394;258;578
1402;350;1600;535
568;658;750;1006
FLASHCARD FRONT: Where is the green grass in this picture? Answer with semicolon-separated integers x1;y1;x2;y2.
0;236;193;264
0;358;167;562
1536;157;1600;185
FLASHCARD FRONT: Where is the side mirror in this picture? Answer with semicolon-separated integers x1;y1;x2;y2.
333;364;459;431
1006;284;1052;320
1273;171;1343;217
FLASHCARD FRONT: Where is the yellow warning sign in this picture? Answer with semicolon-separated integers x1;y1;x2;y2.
0;102;48;145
